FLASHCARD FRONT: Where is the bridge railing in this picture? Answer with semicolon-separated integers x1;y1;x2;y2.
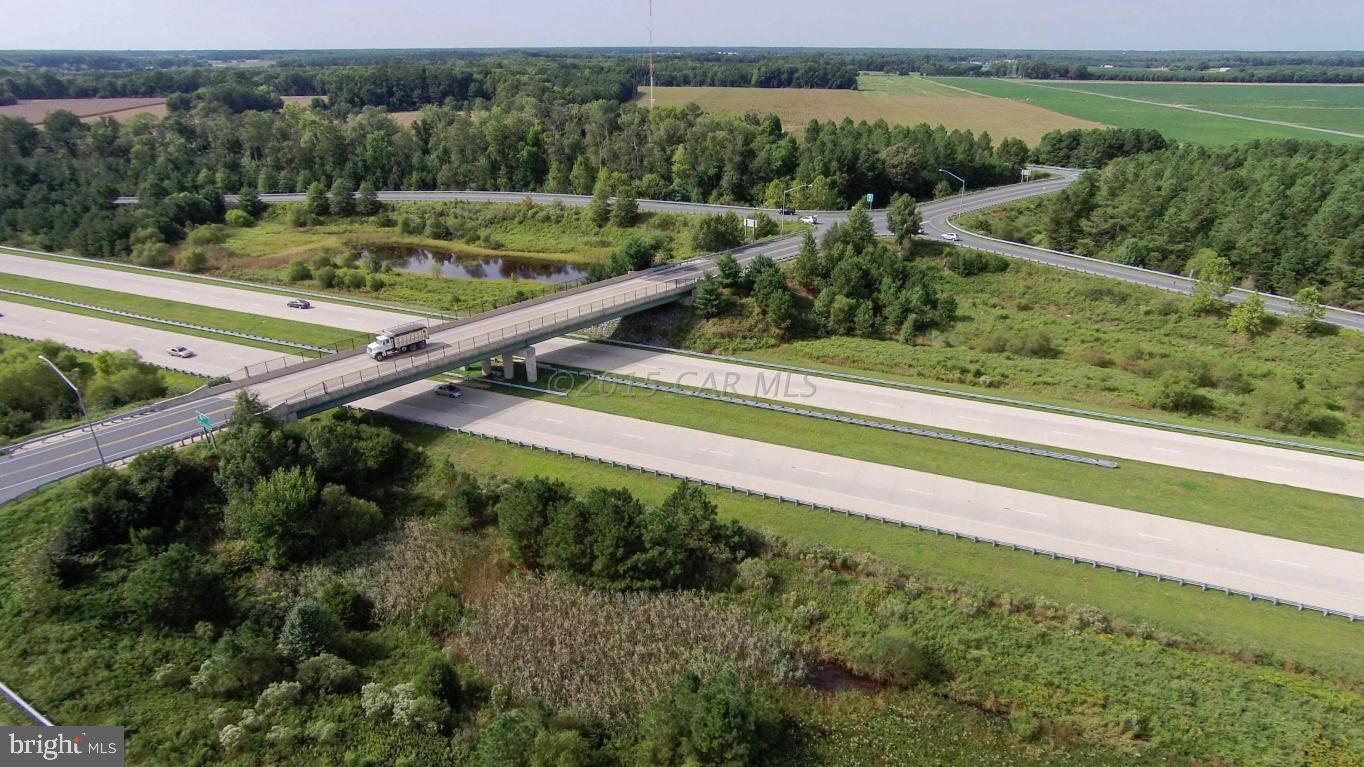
283;275;702;412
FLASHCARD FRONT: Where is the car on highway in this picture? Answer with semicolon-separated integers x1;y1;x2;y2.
777;206;796;216
286;298;312;309
799;215;819;225
940;232;960;242
167;346;195;358
434;382;463;399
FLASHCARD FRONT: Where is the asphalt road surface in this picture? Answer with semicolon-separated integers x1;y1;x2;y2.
0;250;409;333
360;382;1364;617
0;299;289;378
532;337;1364;498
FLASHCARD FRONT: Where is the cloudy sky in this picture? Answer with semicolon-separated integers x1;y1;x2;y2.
2;0;1360;50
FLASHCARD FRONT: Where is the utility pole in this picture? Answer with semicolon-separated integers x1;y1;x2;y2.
782;181;813;211
37;354;105;466
938;168;967;214
647;1;655;109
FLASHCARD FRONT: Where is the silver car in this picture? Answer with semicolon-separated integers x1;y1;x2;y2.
434;383;463;399
167;346;195;358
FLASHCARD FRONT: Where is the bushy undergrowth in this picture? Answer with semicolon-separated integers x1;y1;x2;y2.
464;575;805;721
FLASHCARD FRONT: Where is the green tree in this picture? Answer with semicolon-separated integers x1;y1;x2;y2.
225;466;320;566
635;670;782;767
886;193;921;246
224;209;254;227
304;182;329;218
1227;294;1268;337
692;213;745;252
328;179;356;217
355;181;381;215
611;178;639;227
793;230;823;289
1290;286;1326;334
692;277;724;318
285;260;312;281
589;172;613;228
496;477;577;569
1186;249;1235;312
277;600;344;660
714;251;743;289
568;156;595;196
1150;371;1204;413
850;628;942;686
236;186;266;218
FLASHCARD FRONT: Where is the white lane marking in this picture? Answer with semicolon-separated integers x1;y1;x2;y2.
1050;430;1081;438
959;415;989;423
541;417;564;424
1151;447;1182;454
568;352;591;359
1272;559;1311;569
792;466;828;475
617;432;645;440
869;401;897;408
466;403;489;409
1137;533;1172;542
1015;509;1048;518
700;448;734;457
87;328;101;333
227;355;245;361
1262;465;1294;472
903;488;933;496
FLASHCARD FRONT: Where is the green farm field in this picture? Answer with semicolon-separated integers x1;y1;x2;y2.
934;77;1364;144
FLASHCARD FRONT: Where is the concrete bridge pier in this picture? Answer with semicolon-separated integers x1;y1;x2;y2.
481;359;493;377
501;352;515;380
523;346;538;383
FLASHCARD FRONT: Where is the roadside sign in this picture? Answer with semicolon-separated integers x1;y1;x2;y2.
865;193;874;206
195;411;212;430
1022;168;1033;177
743;217;757;228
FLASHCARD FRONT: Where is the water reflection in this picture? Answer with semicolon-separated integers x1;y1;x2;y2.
378;246;589;285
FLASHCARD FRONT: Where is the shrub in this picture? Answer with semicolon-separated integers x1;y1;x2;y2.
850;628;942;686
255;681;303;714
218;724;246;754
266;724;297;749
296;653;360;695
692;213;745;252
947;250;1009;276
209;707;238;729
391;683;449;734
1149;371;1205;413
366;274;385;292
225;209;254;228
315;266;338;288
123;544;227;628
277;600;344;660
175;247;208;273
305;720;341;744
344;270;366;290
736;558;774;595
225;466;320;567
285;260;312;281
1250;380;1345;436
154;663;190;688
191;625;285;698
318;580;373;630
361;682;395;721
635;669;783;767
185;225;229;245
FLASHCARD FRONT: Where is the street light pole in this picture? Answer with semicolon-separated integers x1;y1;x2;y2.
938;168;967;215
782;181;813;211
37;354;106;466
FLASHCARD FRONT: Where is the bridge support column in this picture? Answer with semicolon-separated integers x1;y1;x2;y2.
481;358;493;377
523;346;538;383
501;352;515;380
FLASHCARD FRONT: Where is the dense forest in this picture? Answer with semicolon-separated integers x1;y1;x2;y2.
970;141;1364;306
0;96;1029;259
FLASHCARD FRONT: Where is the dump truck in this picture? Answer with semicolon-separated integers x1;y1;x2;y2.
366;322;428;360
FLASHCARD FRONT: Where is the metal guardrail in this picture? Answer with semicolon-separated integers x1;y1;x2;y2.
583;337;1364;461
0;680;53;726
543;365;1118;468
283;275;703;413
444;428;1362;624
0;287;330;353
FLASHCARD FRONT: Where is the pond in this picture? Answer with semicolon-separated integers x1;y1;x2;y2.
377;246;591;285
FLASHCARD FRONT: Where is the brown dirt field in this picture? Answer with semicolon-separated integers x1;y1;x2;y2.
640;79;1105;143
0;98;168;123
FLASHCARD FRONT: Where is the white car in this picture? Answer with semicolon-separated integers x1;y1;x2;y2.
940;232;960;242
799;215;819;225
434;383;463;399
167;346;195;358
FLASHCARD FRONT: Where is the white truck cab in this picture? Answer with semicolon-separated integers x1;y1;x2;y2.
367;322;429;360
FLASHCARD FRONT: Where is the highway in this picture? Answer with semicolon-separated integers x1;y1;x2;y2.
530;337;1364;498
4;301;1363;616
360;383;1364;617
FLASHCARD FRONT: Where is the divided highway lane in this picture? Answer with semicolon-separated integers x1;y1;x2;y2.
360;384;1364;617
532;337;1364;498
0;299;290;378
0;250;411;333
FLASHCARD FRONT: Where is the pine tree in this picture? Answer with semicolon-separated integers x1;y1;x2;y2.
355;181;380;216
692;277;723;318
589;173;613;228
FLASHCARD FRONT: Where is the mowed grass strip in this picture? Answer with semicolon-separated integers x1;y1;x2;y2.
641;74;1102;143
395;423;1364;682
934;77;1364;144
0;273;354;349
498;370;1364;553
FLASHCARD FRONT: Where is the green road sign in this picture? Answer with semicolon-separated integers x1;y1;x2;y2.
195;411;212;430
865;193;874;205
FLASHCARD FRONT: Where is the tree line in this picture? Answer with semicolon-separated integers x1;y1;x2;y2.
0;95;1036;260
992;141;1364;307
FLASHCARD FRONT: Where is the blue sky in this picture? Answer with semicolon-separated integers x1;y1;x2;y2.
2;0;1360;51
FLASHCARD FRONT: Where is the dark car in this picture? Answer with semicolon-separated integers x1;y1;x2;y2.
286;298;312;309
777;206;796;216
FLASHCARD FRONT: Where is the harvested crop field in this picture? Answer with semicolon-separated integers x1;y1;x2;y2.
639;73;1103;142
0;94;315;124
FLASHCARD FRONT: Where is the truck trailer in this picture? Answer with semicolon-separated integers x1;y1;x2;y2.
366;322;429;360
